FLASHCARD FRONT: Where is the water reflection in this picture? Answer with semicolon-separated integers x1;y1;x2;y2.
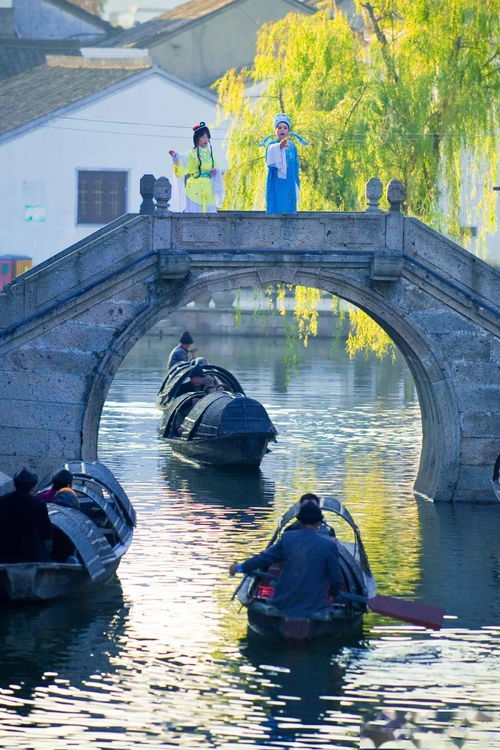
163;458;275;508
0;580;127;716
417;499;500;627
2;334;500;748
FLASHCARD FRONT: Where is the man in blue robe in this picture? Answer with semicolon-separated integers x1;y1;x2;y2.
262;113;308;214
230;502;342;618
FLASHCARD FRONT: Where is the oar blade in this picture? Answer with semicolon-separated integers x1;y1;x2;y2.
368;595;445;630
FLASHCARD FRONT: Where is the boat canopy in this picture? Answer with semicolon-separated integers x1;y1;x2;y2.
270;496;372;578
157;362;244;404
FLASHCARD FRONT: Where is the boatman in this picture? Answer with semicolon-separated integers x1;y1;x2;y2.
229;502;343;618
0;468;53;563
167;331;194;370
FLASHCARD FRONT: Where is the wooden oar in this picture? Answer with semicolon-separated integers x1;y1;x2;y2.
339;591;445;630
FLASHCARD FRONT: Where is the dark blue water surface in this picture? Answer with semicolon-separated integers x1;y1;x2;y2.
1;334;499;749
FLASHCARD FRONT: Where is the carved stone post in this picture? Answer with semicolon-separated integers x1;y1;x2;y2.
385;179;406;253
365;177;383;212
139;173;155;215
387;179;406;212
153;176;189;279
154;176;172;217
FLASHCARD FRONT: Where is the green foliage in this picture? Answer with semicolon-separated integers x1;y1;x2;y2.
216;1;499;355
217;0;498;244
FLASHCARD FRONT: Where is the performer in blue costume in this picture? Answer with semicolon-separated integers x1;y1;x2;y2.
260;113;308;214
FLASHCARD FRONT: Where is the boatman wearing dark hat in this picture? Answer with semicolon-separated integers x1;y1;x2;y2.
0;468;53;563
167;331;194;370
229;502;342;618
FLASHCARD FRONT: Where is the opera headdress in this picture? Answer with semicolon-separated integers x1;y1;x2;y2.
192;121;211;145
259;113;309;147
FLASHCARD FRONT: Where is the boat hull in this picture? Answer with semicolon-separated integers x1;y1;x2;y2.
0;461;134;602
166;433;272;467
247;605;364;642
0;557;121;602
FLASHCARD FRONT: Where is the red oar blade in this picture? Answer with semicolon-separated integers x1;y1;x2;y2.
368;595;445;630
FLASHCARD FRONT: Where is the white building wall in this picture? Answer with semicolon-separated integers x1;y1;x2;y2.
0;71;226;266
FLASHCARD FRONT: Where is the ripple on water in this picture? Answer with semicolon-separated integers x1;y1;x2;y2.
1;335;499;748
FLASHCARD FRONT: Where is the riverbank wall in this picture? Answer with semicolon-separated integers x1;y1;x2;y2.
150;292;350;339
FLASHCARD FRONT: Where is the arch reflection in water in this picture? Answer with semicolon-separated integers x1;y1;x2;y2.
162;457;276;510
417;499;500;627
0;579;127;704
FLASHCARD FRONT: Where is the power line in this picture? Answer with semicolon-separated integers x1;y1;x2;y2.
47;116;499;140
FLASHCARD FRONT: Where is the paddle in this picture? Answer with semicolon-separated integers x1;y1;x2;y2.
339;591;445;630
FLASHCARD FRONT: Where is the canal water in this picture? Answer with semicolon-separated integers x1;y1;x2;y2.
1;334;500;749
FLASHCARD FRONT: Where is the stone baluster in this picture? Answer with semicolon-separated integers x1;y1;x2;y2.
139;174;156;215
365;177;383;212
154;177;172;217
387;179;406;213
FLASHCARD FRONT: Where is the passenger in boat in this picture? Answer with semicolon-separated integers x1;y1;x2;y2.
37;469;79;508
0;468;53;563
229;502;342;618
53;471;80;509
285;493;336;538
167;331;194;370
176;364;206;396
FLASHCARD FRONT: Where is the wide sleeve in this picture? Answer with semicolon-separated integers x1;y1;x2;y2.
171;152;191;212
241;538;285;573
266;142;287;179
211;168;225;208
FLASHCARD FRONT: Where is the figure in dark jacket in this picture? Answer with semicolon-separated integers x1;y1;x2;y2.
0;468;53;563
230;502;342;618
167;331;194;370
285;492;336;537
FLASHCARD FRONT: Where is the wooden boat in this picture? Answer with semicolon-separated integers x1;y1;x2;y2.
0;461;135;602
234;497;376;641
157;361;277;467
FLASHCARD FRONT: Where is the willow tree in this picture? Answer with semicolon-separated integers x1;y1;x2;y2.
216;0;499;355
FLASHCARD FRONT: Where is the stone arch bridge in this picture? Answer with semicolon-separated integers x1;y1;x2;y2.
1;177;499;503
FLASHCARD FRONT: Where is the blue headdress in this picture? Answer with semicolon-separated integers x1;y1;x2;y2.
259;113;309;147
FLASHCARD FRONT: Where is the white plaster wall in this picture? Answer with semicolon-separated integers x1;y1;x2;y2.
0;71;226;266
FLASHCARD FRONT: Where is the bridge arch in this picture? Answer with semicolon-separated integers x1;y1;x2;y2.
84;266;459;503
1;199;498;502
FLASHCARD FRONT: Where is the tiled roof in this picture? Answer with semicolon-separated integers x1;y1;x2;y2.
104;0;313;48
0;56;152;139
0;39;83;81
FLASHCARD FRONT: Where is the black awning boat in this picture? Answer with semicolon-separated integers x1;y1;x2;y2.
0;461;135;602
234;497;376;642
157;362;277;467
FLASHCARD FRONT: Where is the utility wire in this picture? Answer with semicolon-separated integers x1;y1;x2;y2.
46;123;498;143
47;116;499;140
